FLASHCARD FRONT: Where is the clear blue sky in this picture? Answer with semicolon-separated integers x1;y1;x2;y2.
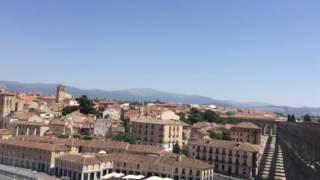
1;0;320;107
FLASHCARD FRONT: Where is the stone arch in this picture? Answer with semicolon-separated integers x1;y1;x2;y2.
263;123;277;136
263;124;272;136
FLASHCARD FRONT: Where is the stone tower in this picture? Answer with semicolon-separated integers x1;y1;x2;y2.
0;92;16;117
56;84;66;103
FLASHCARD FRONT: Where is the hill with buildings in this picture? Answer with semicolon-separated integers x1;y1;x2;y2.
1;80;320;116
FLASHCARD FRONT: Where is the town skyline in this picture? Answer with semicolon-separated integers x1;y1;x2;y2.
1;79;320;110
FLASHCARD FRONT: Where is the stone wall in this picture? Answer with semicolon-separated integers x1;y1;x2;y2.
278;122;320;180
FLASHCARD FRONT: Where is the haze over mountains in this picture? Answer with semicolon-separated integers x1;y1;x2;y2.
0;80;319;116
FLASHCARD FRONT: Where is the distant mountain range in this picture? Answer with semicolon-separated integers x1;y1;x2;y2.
0;80;319;116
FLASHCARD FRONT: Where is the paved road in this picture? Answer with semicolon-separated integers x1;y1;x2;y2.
0;164;59;180
0;174;12;180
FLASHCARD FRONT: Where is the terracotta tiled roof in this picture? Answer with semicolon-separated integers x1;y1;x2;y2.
0;139;70;152
189;139;260;153
56;154;111;165
12;137;166;156
131;118;186;126
232;122;262;130
127;144;165;155
57;152;211;170
0;92;15;96
49;119;67;125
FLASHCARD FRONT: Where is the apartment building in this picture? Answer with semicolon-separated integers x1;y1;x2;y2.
0;138;70;174
49;111;96;136
55;152;214;180
229;122;262;145
55;153;113;180
188;139;261;179
0;136;214;180
129;118;186;151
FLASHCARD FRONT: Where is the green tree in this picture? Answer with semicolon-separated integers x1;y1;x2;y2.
155;99;164;104
304;114;312;122
29;108;36;112
186;108;203;124
184;108;221;125
177;112;186;121
209;131;223;140
123;117;130;132
287;114;296;122
62;106;79;116
202;110;219;123
82;135;93;140
58;134;69;139
172;142;181;154
225;111;236;116
77;95;97;115
223;132;232;141
111;133;137;144
181;149;189;156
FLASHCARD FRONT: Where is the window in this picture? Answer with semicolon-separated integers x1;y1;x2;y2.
196;146;200;152
216;148;219;154
203;147;207;153
242;168;247;175
243;159;247;166
236;159;239;165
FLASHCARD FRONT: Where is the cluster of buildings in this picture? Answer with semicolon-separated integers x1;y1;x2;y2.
0;136;213;180
0;85;273;179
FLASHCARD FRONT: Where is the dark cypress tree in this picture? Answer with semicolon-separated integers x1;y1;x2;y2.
172;142;181;154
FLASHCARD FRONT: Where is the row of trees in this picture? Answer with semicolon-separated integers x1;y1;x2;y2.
288;113;312;122
180;108;241;125
110;133;137;144
287;114;296;122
